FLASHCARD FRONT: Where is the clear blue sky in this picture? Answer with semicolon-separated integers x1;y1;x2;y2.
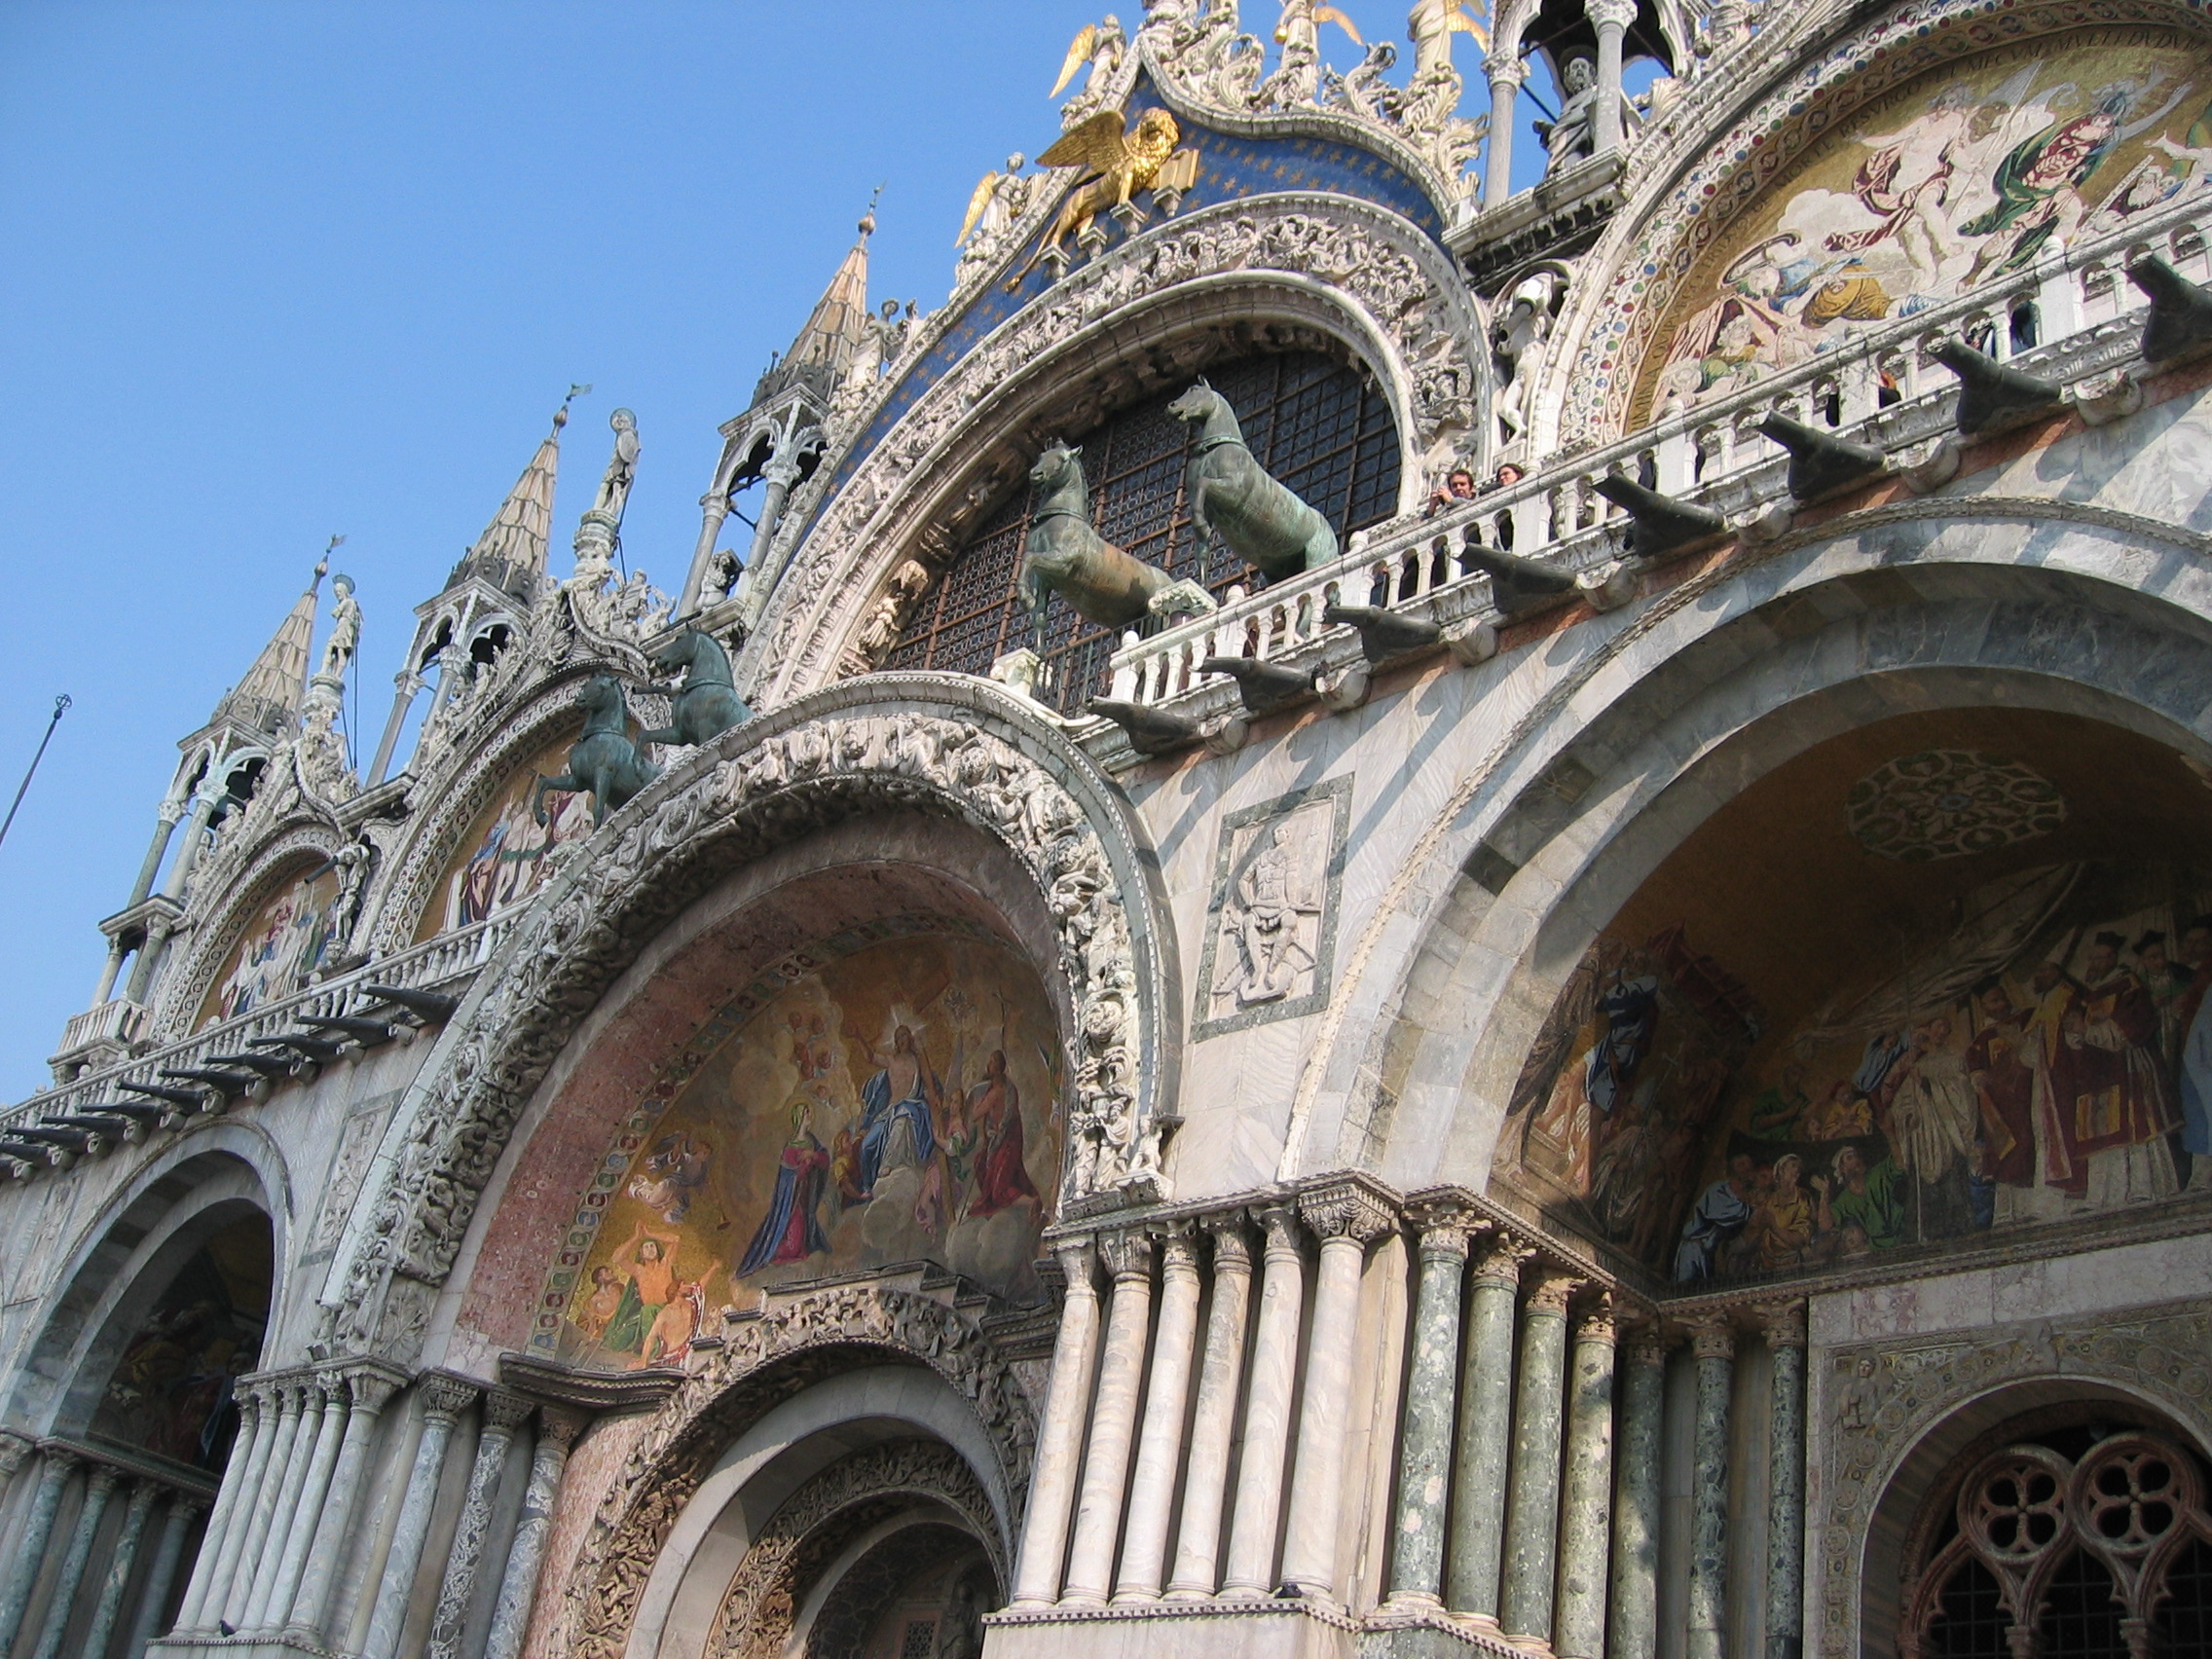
0;3;1539;1100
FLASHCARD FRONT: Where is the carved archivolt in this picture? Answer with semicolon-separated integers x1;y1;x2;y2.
324;677;1173;1361
747;193;1484;704
702;1442;1000;1659
557;1283;1030;1659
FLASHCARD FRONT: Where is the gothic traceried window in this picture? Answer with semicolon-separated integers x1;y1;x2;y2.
1904;1428;2212;1659
886;349;1400;716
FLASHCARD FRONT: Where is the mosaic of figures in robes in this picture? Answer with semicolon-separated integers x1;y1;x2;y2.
559;934;1059;1369
1503;862;2212;1284
1641;32;2212;419
424;731;593;937
90;1216;270;1470
200;863;346;1026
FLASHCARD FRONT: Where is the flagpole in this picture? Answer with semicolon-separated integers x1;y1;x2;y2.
0;694;71;853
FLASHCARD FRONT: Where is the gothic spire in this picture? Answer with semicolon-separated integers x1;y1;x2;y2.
216;562;324;737
464;395;573;576
777;201;877;391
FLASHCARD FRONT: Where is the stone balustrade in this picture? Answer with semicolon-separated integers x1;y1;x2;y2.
1080;189;2212;764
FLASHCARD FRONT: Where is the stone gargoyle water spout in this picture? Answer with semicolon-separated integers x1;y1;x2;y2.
641;627;753;747
535;673;660;828
1169;379;1339;579
1019;442;1196;633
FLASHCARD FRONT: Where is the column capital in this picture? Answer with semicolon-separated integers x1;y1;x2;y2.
1572;1288;1618;1345
1523;1267;1581;1318
0;1427;32;1479
1155;1222;1200;1275
1754;1299;1809;1349
85;1461;122;1495
41;1444;82;1472
172;1493;210;1523
420;1375;482;1421
1469;1229;1535;1288
536;1405;590;1455
1201;1210;1253;1270
1686;1313;1739;1362
1620;1313;1671;1369
1487;55;1528;91
1403;1192;1477;1259
484;1388;537;1432
1099;1229;1157;1280
1298;1177;1395;1244
1255;1200;1305;1255
1587;0;1639;28
1053;1235;1099;1290
336;1368;400;1414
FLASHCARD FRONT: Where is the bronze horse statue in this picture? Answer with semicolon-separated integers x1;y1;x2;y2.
1168;380;1339;578
641;628;753;747
535;674;659;828
1018;442;1180;634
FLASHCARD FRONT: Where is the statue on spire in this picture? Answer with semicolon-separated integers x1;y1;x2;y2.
590;408;641;528
318;571;362;682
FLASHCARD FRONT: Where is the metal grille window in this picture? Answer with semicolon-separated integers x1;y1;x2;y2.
886;350;1400;715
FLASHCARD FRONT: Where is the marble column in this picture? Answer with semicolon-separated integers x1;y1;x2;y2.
125;806;183;910
367;671;423;787
1686;1316;1738;1659
124;1495;203;1659
30;1461;119;1659
1221;1204;1307;1598
1011;1239;1101;1608
362;1375;479;1659
1499;1270;1578;1641
1385;1200;1473;1609
92;937;129;1004
483;1408;588;1659
1062;1232;1156;1604
243;1376;326;1630
1484;58;1527;206
1763;1302;1809;1659
1446;1233;1531;1619
1554;1293;1618;1659
155;791;220;904
232;1377;311;1630
1608;1321;1668;1659
284;1371;399;1643
173;1382;268;1631
1166;1216;1253;1600
1280;1182;1393;1604
427;1388;535;1659
0;1447;79;1650
1589;0;1637;154
81;1476;158;1659
263;1372;352;1631
1116;1226;1200;1602
0;1429;31;1505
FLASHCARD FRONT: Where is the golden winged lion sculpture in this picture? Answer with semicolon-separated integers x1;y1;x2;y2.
1011;108;1200;286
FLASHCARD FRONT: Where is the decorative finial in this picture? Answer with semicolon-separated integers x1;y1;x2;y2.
559;383;591;430
860;182;884;238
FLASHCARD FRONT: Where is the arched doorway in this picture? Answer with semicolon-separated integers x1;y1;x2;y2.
886;347;1400;714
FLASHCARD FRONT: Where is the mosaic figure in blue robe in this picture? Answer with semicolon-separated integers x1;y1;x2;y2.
854;1024;939;1198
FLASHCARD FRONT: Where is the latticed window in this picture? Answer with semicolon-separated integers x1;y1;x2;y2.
886;349;1400;715
1903;1428;2212;1658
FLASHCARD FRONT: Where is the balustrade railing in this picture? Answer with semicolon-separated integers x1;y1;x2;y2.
1092;194;2212;742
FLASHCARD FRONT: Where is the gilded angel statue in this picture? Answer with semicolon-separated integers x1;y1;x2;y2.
1011;107;1200;282
1408;0;1490;79
1052;16;1127;107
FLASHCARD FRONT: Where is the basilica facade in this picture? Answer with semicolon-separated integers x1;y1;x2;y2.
5;3;2212;1656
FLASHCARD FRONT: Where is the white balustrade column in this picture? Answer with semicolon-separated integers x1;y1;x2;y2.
362;1375;479;1659
483;1408;588;1659
1221;1204;1307;1598
1114;1226;1200;1603
1278;1182;1393;1604
284;1371;399;1643
1010;1239;1101;1608
125;1494;203;1659
427;1388;535;1659
233;1377;312;1630
173;1383;269;1632
81;1477;159;1659
1166;1216;1253;1600
1061;1232;1157;1604
30;1461;120;1659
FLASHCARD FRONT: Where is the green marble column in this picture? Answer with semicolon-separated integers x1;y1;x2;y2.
0;1448;78;1650
1384;1200;1473;1608
1764;1302;1808;1659
1446;1232;1531;1620
1687;1316;1738;1659
1499;1269;1578;1641
1553;1294;1618;1659
1608;1320;1669;1659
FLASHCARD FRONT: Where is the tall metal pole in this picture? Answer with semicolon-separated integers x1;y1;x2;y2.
0;694;70;852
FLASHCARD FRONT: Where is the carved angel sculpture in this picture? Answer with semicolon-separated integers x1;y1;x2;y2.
1052;16;1126;120
1012;108;1198;281
956;155;1031;250
1407;0;1489;80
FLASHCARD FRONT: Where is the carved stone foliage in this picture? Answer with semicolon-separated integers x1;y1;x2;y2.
748;194;1481;703
1815;1300;2212;1659
556;1281;1030;1659
327;680;1170;1363
702;1442;1001;1659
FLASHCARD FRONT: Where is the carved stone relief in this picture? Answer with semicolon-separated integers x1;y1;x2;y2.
1192;775;1352;1039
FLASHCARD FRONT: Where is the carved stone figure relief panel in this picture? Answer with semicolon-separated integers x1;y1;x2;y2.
1191;775;1351;1040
